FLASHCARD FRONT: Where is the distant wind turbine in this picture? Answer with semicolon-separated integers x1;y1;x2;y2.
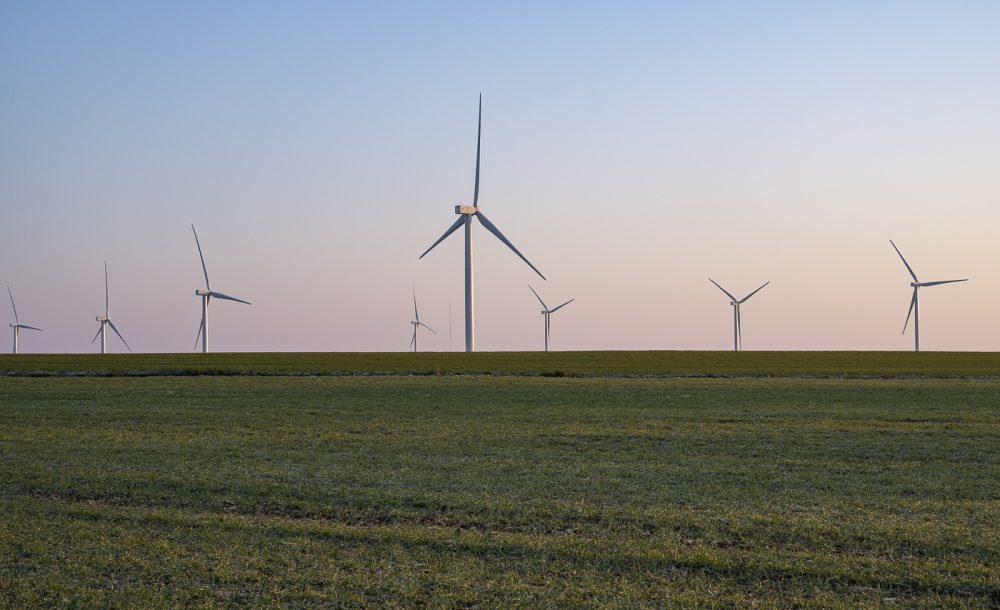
890;240;967;352
419;94;545;352
7;285;43;354
192;225;251;353
709;279;769;352
529;285;573;352
92;261;131;354
410;287;437;352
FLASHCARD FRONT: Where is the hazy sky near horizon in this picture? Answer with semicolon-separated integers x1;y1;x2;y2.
2;1;999;352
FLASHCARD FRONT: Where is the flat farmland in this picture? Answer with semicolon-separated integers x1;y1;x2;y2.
3;350;1000;377
1;354;999;607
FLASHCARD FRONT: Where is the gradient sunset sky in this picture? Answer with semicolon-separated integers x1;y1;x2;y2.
2;2;998;352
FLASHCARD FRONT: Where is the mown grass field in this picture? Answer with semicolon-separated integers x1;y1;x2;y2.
2;353;999;607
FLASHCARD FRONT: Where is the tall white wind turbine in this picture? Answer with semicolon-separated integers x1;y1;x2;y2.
410;287;437;352
709;279;769;352
529;285;573;352
419;95;545;352
7;285;43;354
192;225;251;353
92;261;132;354
890;240;968;352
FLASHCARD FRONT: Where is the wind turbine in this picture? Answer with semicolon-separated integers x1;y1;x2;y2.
890;240;967;352
7;285;43;354
92;261;132;354
419;94;545;352
709;279;769;352
192;225;251;353
529;285;573;352
409;287;437;352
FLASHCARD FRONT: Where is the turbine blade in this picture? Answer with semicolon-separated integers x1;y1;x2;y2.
902;288;917;334
107;319;132;352
410;330;416;349
473;93;482;207
475;212;546;280
739;281;770;304
918;279;968;287
193;316;204;351
529;285;547;309
419;322;438;335
19;325;43;331
419;217;465;259
412;287;419;321
104;260;109;317
208;291;251;305
7;285;18;325
890;240;919;283
708;278;738;302
192;224;211;291
91;325;103;344
549;298;574;313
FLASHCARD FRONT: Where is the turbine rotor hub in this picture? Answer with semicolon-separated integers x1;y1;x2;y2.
455;205;477;215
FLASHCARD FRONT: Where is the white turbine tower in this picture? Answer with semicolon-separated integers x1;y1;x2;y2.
709;279;769;352
890;240;968;352
409;287;437;352
529;285;573;352
92;261;132;354
7;285;43;354
419;95;545;352
192;225;251;353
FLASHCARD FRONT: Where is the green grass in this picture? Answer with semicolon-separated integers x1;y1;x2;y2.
2;356;1000;607
2;350;1000;377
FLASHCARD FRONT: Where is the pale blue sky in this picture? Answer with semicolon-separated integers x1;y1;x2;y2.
2;2;999;352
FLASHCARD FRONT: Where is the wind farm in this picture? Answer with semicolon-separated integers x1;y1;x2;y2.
3;2;1000;607
0;101;992;609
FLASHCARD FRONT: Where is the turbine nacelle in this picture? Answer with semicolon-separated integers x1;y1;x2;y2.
96;315;109;322
455;205;478;215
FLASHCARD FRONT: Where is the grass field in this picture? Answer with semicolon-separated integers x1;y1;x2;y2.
2;350;1000;377
2;353;999;607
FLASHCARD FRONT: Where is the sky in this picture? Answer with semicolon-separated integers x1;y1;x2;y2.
2;1;999;353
